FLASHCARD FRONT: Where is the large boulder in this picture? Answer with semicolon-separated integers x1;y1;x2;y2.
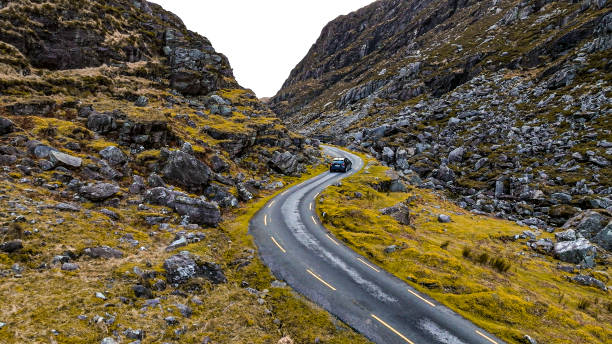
433;164;456;182
173;196;221;226
593;222;612;251
162;150;211;192
381;147;395;163
554;238;597;268
0;117;14;135
163;252;227;285
270;150;299;175
571;274;607;291
87;112;117;134
79;183;120;201
563;210;609;239
99;146;127;166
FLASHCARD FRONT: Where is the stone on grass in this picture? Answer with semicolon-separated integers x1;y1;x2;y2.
438;214;452;223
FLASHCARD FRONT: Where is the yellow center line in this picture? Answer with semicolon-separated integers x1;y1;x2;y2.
406;289;435;307
306;269;336;291
325;234;340;246
264;215;268;226
371;314;414;344
268;200;275;208
270;236;286;253
311;216;317;225
475;330;498;344
357;258;380;272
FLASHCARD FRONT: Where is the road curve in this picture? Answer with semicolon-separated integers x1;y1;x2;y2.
249;145;506;344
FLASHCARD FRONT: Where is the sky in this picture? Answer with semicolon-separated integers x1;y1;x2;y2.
149;0;376;98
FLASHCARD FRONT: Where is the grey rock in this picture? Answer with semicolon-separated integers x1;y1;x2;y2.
592;222;612;250
99;146;127;166
204;184;238;208
100;208;119;220
381;147;395;163
39;160;54;170
134;96;148;107
438;214;452;223
209;155;229;173
448;147;465;163
165;316;179;325
55;202;81;212
101;338;118;344
554;238;596;268
32;144;56;159
384;245;398;253
129;175;146;194
123;329;144;340
434;164;455;182
61;262;79;271
163;252;227;285
174;196;221;226
270;151;299;175
380;203;411;225
530;238;553;253
147;173;165;187
133;285;153;299
144;187;185;208
564;211;609;239
555;229;576;242
84;246;123;259
236;183;253;202
166;236;188;252
0;240;22;253
79;183;120;201
176;303;192;318
49;150;82;168
0;117;14;135
571;274;607;291
87;112;116;134
162;150;211;192
95;292;106;300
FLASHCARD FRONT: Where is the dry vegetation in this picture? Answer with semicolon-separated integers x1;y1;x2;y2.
317;152;611;344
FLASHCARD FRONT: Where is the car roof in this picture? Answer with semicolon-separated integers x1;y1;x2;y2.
332;157;345;161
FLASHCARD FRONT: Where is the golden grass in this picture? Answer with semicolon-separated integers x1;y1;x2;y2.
317;153;611;344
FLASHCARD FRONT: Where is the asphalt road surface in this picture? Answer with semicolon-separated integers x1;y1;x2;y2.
250;145;506;344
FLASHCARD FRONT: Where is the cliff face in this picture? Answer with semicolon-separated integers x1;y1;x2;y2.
271;0;611;233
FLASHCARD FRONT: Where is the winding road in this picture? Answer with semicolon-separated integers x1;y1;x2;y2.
249;145;506;344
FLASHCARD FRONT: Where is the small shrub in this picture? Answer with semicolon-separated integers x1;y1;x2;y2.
578;299;590;310
440;241;450;250
491;257;511;273
477;252;490;265
462;246;472;258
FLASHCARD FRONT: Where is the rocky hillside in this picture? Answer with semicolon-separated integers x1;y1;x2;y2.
272;0;611;268
0;1;370;343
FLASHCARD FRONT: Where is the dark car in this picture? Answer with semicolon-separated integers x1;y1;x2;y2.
330;157;352;172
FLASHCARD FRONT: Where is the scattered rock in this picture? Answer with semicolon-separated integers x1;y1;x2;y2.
61;262;79;271
79;183;120;201
49;150;82;168
163;252;227;285
554;238;597;268
84;246;123;259
99;146;127;166
133;285;153;299
134;96;148;107
554;229;576;242
270;151;299;175
438;214;452;223
571;274;607;291
0;117;14;135
384;245;398;253
0;240;23;253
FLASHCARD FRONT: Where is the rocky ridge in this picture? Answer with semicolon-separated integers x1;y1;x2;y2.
272;0;611;267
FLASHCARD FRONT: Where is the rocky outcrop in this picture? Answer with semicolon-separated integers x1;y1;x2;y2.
161;149;211;193
163;252;226;285
0;117;14;135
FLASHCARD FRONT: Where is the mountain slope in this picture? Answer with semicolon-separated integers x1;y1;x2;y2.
271;0;611;250
0;1;369;343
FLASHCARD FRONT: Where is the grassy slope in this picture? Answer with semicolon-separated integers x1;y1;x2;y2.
317;152;611;344
0;162;371;343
